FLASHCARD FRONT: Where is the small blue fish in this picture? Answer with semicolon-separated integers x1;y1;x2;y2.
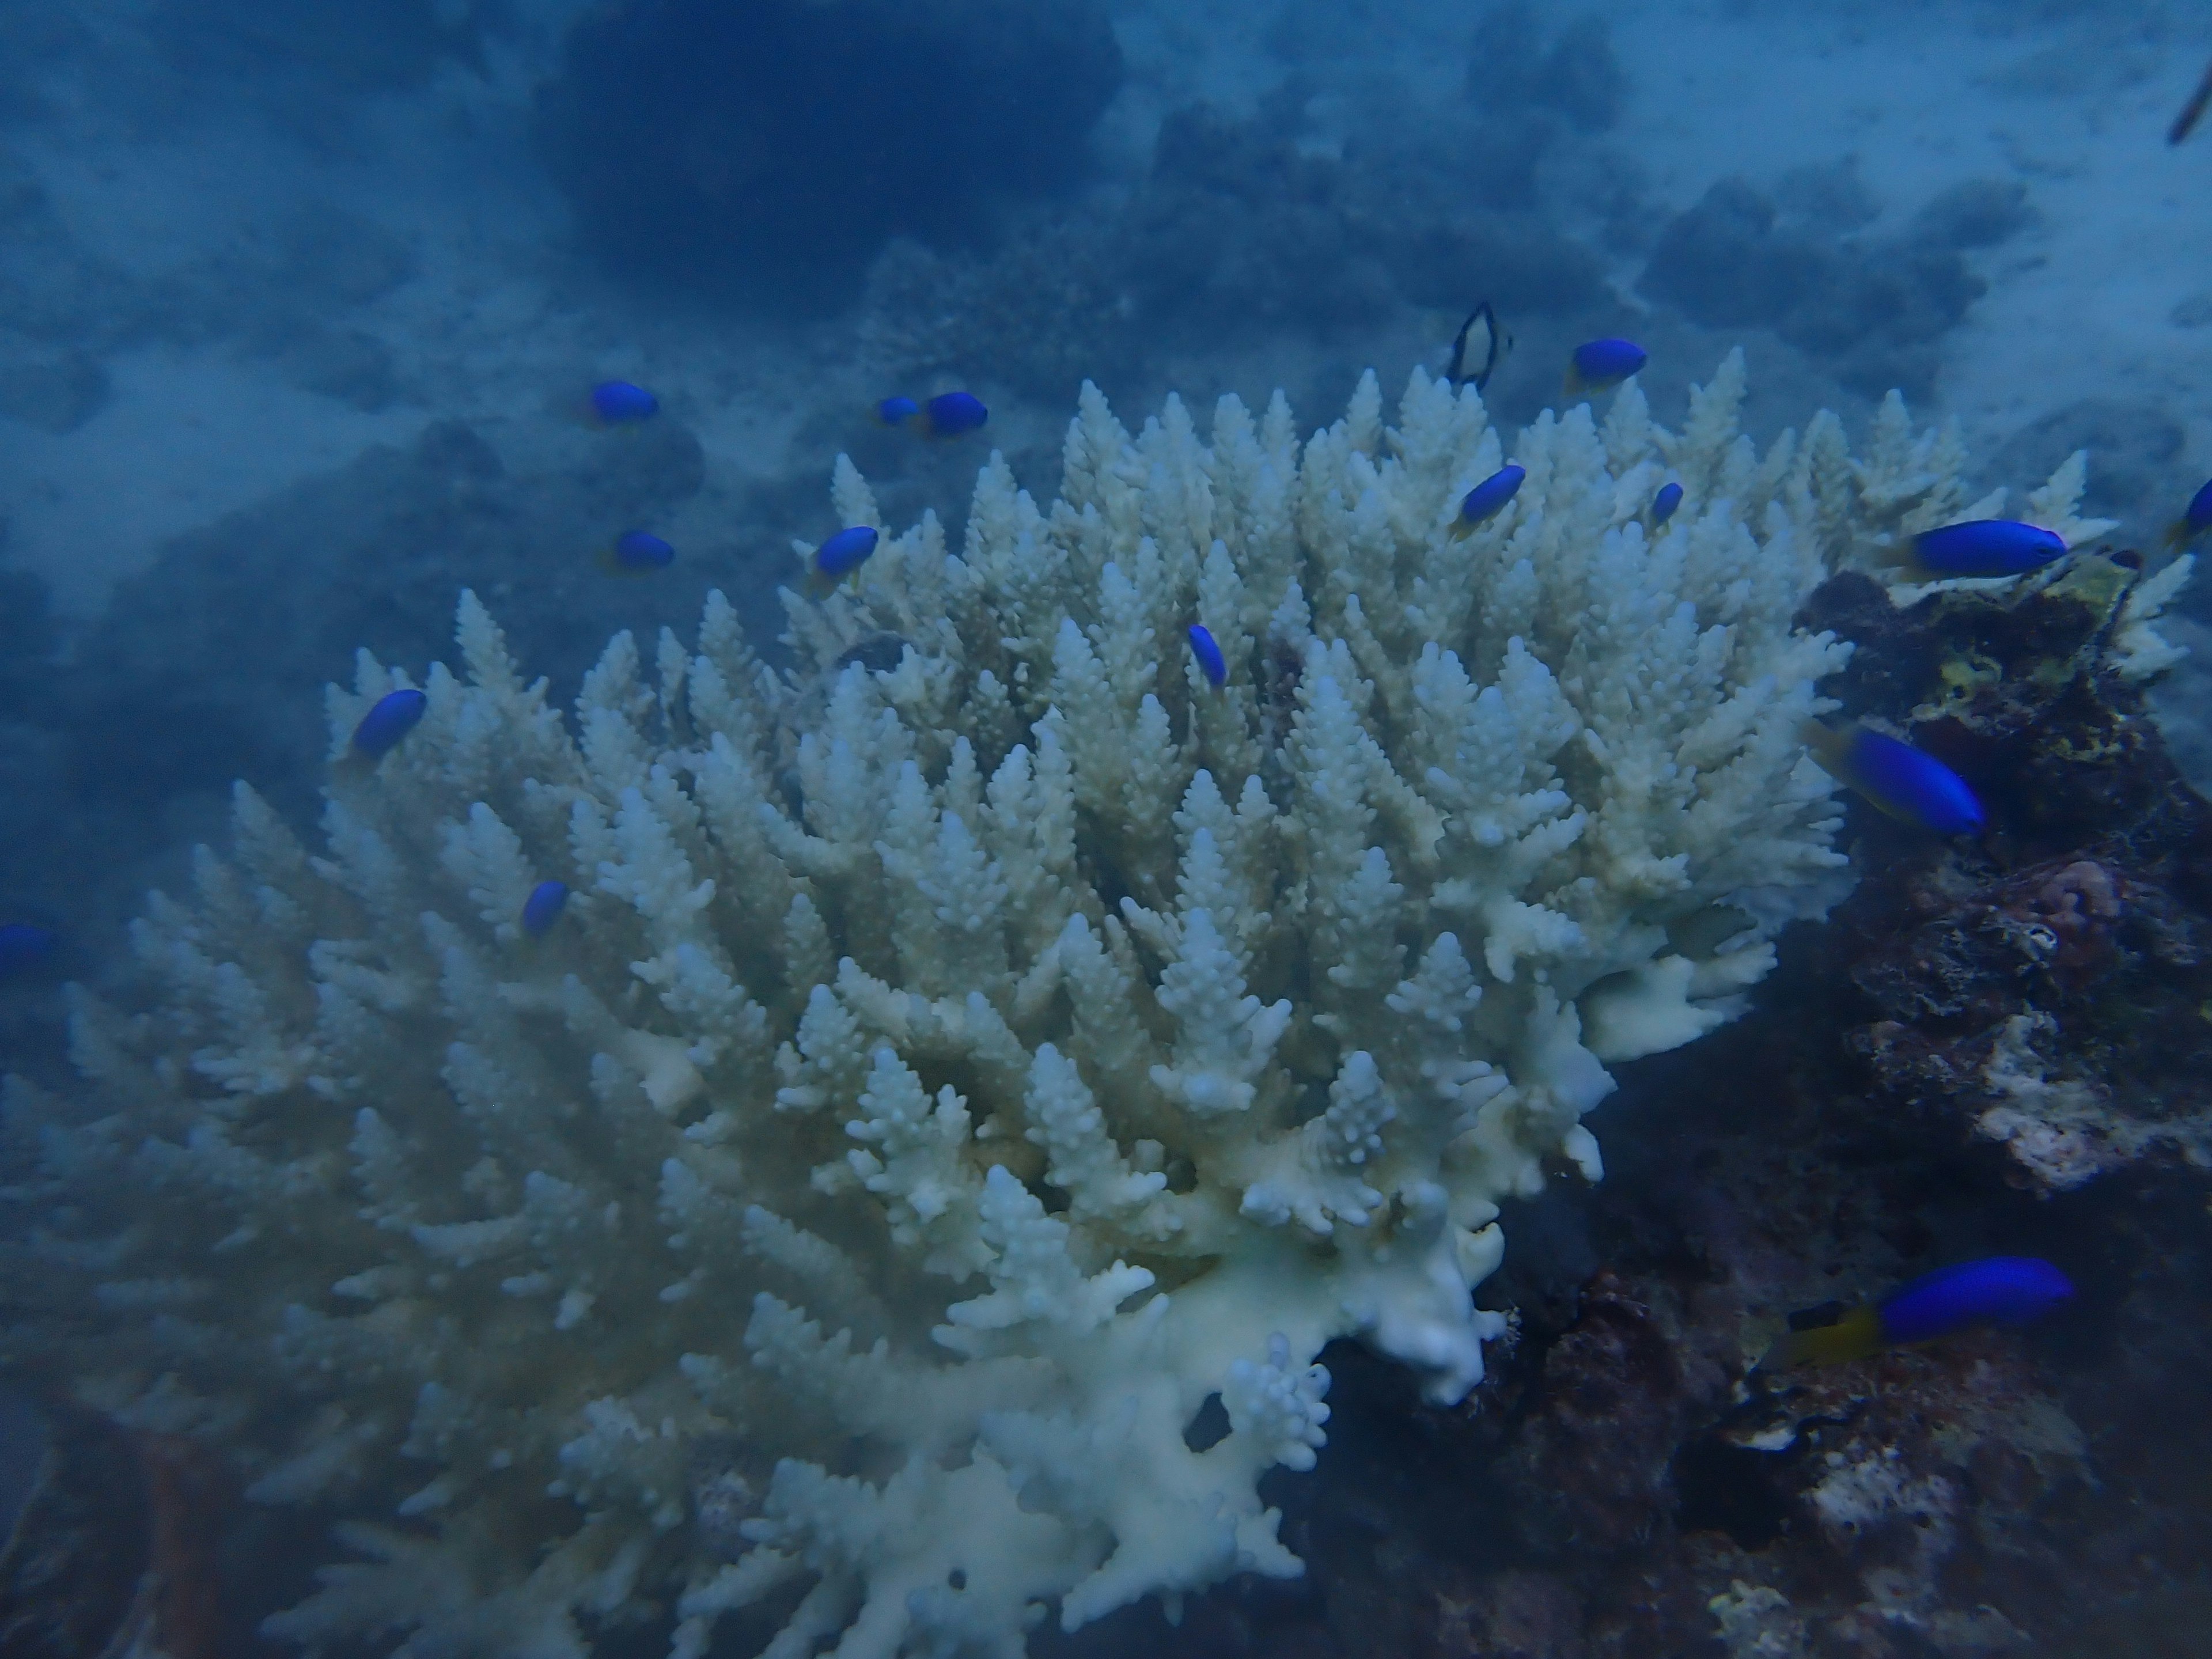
521;880;570;938
1564;338;1647;397
602;530;675;574
1649;481;1684;528
1187;624;1226;687
808;525;879;596
1904;518;2067;580
351;688;428;760
2165;478;2212;550
1802;722;1985;837
879;393;985;437
0;922;58;979
1448;464;1527;540
588;380;660;425
1763;1256;2073;1370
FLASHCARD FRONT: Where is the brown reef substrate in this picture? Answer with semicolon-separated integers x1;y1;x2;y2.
1047;558;2212;1659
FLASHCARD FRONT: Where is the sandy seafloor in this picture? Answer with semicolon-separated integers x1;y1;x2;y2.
4;0;2212;1649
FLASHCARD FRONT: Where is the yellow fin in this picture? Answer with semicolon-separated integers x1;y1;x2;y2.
1760;1302;1885;1371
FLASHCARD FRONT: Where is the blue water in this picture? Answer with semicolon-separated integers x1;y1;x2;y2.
2;2;2209;1653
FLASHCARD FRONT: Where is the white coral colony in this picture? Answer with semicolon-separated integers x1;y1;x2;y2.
18;353;1917;1656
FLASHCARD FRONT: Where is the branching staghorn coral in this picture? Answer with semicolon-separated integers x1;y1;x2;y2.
4;351;2035;1657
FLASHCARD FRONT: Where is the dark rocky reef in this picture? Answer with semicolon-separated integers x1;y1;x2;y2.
1641;168;2032;398
1041;555;2212;1659
1803;562;2212;1195
0;1384;257;1659
532;0;1123;310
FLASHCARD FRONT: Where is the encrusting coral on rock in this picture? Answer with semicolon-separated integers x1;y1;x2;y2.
0;355;2146;1656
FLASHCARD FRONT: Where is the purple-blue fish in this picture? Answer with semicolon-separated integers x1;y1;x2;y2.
1764;1256;2073;1370
588;380;660;425
1187;623;1226;687
1906;519;2068;580
1649;481;1684;528
0;922;58;979
808;525;879;595
1449;464;1527;540
1802;722;1985;838
521;880;570;938
351;688;428;759
603;530;675;574
2166;478;2212;550
1564;338;1646;397
918;392;987;439
877;392;986;438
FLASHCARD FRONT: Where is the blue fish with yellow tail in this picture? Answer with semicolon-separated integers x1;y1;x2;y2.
1802;721;1985;838
1187;624;1226;687
1564;337;1646;397
880;391;987;440
1902;518;2067;580
1648;480;1684;529
587;380;659;426
600;530;675;574
807;525;879;596
2165;478;2212;550
1449;464;1526;540
1762;1256;2073;1370
350;688;427;760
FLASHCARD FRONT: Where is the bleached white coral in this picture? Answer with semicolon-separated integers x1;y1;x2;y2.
12;360;1877;1656
1772;365;2189;657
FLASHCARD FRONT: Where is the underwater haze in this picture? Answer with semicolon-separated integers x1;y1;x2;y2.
2;0;2212;1654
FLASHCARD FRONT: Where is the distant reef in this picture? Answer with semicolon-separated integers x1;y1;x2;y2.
532;0;1124;310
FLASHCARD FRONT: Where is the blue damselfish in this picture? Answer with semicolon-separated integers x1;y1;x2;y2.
1906;518;2067;580
919;391;987;438
877;392;986;438
1565;337;1646;396
1449;464;1526;540
589;380;660;425
1187;623;1227;687
1763;1256;2073;1370
521;880;570;938
809;525;880;594
1649;481;1684;528
1802;722;1985;837
351;688;429;759
2166;478;2212;549
605;530;675;573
